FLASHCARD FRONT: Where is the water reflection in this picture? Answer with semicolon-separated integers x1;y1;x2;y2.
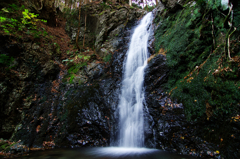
17;147;195;159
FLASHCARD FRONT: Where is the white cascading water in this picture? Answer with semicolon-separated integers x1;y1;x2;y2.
118;12;153;147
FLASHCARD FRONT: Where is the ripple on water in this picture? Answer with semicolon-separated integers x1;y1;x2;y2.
17;147;195;159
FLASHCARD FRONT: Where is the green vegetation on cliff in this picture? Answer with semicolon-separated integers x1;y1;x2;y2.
155;0;240;120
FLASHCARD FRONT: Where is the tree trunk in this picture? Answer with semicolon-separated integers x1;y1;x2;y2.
145;0;148;11
75;2;77;9
83;12;87;48
129;0;132;6
65;0;67;6
76;3;82;50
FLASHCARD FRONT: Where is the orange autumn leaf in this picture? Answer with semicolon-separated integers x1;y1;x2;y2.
36;125;41;133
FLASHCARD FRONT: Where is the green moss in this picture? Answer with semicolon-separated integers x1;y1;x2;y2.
99;11;105;16
132;3;142;9
100;2;111;10
103;54;112;62
154;1;240;120
0;54;14;66
0;143;9;151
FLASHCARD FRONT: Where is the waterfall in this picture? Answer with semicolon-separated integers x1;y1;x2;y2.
118;12;153;147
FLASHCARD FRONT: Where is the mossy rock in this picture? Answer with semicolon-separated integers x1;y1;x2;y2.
154;0;240;120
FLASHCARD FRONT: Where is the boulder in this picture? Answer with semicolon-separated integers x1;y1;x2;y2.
41;61;60;80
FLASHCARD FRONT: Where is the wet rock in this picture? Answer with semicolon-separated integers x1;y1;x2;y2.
142;9;228;156
160;0;183;12
32;43;40;50
9;143;29;154
41;61;60;80
145;54;169;90
8;17;139;150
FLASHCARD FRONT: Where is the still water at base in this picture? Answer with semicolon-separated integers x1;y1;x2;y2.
16;147;194;159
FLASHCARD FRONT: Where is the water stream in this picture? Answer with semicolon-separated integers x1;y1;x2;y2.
8;12;197;159
118;12;153;147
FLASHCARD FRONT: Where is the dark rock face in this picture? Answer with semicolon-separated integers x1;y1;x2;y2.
144;54;169;148
3;2;239;159
9;18;138;149
65;4;146;58
143;54;222;158
24;0;57;27
145;54;169;90
0;37;61;141
142;4;240;158
1;1;141;150
160;0;183;12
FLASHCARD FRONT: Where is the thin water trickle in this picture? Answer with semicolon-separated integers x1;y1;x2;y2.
118;12;153;147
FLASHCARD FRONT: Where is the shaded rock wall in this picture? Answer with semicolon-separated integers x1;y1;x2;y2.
2;1;239;159
9;17;139;148
0;2;144;149
65;3;146;57
144;54;220;158
143;1;240;158
0;35;60;140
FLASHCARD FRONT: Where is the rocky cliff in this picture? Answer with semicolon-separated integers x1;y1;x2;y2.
0;1;146;155
144;0;240;158
1;0;240;158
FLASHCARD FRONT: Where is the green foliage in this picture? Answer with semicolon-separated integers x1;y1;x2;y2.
0;5;47;36
21;9;38;26
0;142;9;151
103;54;112;62
154;1;240;120
0;140;17;151
63;8;79;28
99;11;105;16
195;0;221;8
144;5;155;12
63;53;90;84
233;4;240;27
0;54;14;66
0;16;7;22
132;3;142;9
68;62;87;74
100;2;111;9
69;74;75;83
8;4;23;12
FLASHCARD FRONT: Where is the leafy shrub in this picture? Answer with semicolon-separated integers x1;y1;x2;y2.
0;5;47;35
